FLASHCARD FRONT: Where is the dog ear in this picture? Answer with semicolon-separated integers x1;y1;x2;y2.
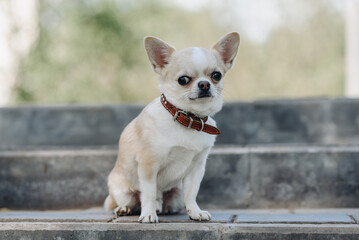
212;32;240;70
144;36;176;74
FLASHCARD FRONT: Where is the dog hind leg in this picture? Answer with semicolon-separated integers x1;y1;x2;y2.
111;187;140;216
162;187;185;214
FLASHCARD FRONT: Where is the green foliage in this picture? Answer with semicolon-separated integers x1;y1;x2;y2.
14;0;344;104
16;0;146;103
229;2;345;100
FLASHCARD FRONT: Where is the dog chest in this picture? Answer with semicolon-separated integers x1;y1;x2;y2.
156;146;204;191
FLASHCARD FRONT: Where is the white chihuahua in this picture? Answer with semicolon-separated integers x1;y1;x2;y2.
104;32;240;223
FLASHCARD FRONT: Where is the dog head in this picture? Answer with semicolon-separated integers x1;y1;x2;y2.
144;32;240;117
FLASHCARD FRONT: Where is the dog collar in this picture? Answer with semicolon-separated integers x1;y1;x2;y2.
160;94;220;135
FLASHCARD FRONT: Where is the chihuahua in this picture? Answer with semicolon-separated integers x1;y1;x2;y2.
104;32;240;223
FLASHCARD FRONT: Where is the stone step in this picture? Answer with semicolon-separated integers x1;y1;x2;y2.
1;145;359;209
1;98;359;147
1;208;359;239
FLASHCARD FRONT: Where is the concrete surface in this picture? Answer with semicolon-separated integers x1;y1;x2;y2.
1;208;359;239
1;98;359;147
1;145;359;209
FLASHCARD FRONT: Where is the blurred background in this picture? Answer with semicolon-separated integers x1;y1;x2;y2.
0;0;357;106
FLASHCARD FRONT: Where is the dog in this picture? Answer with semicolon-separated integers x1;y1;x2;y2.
104;32;240;223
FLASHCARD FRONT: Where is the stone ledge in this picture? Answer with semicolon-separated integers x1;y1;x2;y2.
2;145;359;209
1;209;359;240
1;208;358;224
1;98;359;147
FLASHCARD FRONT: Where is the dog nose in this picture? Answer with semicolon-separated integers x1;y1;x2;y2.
198;81;210;91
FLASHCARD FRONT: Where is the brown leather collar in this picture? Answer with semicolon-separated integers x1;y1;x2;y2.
160;94;220;135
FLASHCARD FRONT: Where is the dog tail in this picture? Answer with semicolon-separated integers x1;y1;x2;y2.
104;195;117;211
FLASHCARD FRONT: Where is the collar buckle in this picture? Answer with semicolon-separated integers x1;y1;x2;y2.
173;109;188;121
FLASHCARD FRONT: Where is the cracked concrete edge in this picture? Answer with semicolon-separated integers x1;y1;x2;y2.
1;222;359;233
349;215;358;224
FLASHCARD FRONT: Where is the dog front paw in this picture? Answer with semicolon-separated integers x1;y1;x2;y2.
187;208;212;221
138;210;159;223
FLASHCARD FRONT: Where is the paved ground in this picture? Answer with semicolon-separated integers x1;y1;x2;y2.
1;208;359;239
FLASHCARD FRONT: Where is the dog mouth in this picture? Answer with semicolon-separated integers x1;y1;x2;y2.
189;92;213;100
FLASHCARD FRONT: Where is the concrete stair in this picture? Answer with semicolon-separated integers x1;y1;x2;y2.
1;145;359;210
1;98;359;239
1;208;359;239
0;98;359;148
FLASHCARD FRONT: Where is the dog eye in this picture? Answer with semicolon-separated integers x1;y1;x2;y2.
178;76;192;86
211;71;222;81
